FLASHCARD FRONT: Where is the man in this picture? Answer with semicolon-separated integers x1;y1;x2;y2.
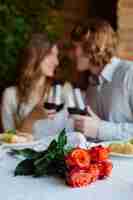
71;19;133;140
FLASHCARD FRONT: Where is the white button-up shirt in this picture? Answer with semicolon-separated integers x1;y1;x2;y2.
86;57;133;140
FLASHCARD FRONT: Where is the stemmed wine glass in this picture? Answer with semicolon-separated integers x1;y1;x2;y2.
44;81;64;112
67;83;89;115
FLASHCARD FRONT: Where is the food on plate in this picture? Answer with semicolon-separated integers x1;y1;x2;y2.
0;134;30;143
109;143;125;154
129;138;133;145
122;143;133;154
109;142;133;154
0;129;33;144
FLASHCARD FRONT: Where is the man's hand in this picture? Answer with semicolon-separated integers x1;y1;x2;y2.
73;106;101;138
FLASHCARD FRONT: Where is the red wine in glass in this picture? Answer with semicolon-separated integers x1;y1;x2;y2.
67;84;88;116
44;81;64;112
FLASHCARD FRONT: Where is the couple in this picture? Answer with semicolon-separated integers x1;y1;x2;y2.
1;18;133;143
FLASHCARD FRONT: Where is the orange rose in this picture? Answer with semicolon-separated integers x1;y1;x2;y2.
89;164;100;182
65;148;91;169
90;145;110;162
98;160;113;179
66;168;92;187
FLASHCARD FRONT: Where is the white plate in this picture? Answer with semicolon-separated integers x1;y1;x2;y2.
0;132;96;151
97;140;133;158
0;140;42;150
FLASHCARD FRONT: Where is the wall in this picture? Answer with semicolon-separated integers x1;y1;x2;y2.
61;0;89;33
118;0;133;59
62;0;133;60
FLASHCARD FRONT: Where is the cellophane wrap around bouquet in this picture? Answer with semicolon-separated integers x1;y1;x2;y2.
14;129;113;188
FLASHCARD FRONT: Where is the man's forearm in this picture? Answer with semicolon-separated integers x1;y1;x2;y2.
98;120;133;140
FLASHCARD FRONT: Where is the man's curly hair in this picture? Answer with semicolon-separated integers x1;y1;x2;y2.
71;18;118;68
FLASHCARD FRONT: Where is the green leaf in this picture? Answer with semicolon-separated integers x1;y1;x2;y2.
47;139;57;151
11;148;38;159
14;129;71;178
64;145;73;155
34;151;55;167
57;129;67;149
34;153;55;177
46;159;67;178
14;159;35;176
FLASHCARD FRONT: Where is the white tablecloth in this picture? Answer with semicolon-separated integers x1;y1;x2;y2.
0;150;133;200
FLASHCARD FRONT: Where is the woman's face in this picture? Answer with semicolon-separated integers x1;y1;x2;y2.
40;45;59;77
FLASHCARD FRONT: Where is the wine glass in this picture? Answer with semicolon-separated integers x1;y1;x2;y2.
67;84;88;115
44;81;64;112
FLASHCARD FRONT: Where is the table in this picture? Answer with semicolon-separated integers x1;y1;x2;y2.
0;150;133;200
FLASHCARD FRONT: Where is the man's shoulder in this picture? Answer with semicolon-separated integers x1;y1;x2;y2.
118;57;133;68
115;58;133;77
110;58;133;88
116;58;133;89
121;59;133;76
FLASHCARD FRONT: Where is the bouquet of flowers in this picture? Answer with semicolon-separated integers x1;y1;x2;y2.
14;129;112;188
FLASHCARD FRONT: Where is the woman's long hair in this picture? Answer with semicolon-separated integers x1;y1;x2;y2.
16;33;56;105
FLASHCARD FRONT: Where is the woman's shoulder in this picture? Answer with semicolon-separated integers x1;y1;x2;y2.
3;86;17;97
2;86;17;103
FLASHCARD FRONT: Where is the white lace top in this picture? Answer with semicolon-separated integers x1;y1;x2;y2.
1;85;74;138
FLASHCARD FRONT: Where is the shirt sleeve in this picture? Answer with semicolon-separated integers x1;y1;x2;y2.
98;120;133;140
98;64;133;141
1;87;17;131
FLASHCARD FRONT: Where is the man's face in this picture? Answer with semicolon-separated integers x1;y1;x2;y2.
73;42;102;76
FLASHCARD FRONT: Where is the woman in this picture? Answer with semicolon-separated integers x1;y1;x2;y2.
1;33;59;141
1;33;88;147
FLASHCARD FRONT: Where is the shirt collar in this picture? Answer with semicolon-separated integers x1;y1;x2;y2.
99;57;121;84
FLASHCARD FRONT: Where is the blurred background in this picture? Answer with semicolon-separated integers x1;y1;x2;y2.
0;0;133;130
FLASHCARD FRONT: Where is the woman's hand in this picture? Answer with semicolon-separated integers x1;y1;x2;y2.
72;106;101;138
16;130;34;142
17;102;56;134
29;97;57;121
45;109;57;120
29;104;56;121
